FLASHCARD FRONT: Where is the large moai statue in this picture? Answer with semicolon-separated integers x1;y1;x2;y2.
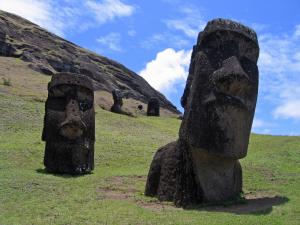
145;19;259;207
42;72;95;174
147;97;160;116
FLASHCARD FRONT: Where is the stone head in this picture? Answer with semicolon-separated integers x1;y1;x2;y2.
112;89;123;106
180;19;259;159
42;72;95;174
147;97;160;116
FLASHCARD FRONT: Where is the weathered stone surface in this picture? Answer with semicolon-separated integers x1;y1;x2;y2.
110;89;133;116
0;10;180;114
145;141;178;201
147;97;160;116
42;72;95;174
145;18;259;206
110;89;123;113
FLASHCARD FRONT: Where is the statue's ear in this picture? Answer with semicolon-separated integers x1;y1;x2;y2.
42;114;46;141
42;127;46;141
181;45;197;109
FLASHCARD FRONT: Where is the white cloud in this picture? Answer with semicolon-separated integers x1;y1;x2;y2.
128;29;136;37
97;32;122;52
252;118;265;129
250;23;268;33
252;118;275;128
0;0;66;36
257;25;300;121
289;132;300;136
294;24;300;38
141;32;190;49
258;34;300;76
0;0;135;37
252;118;273;134
139;48;191;93
261;129;271;135
85;0;135;24
165;6;206;38
274;100;300;120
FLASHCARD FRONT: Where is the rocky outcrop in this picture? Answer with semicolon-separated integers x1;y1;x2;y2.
0;10;179;114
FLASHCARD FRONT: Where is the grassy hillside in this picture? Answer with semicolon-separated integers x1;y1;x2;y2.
0;70;299;224
0;57;177;117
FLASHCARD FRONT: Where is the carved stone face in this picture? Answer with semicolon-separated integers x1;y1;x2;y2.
147;97;160;116
111;89;123;113
112;89;123;106
42;72;95;174
180;20;259;159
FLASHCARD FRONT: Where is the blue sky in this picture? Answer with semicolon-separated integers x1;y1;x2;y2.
0;0;299;135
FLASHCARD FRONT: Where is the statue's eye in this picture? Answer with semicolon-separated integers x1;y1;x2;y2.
79;100;93;111
49;85;72;98
46;98;66;111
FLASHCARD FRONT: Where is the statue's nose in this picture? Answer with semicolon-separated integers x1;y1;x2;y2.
211;56;251;96
59;99;86;140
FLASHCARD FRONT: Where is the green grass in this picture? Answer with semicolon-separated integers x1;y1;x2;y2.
0;92;299;225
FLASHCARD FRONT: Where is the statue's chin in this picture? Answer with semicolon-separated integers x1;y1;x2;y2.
187;105;252;159
47;140;91;151
44;140;93;174
215;106;251;158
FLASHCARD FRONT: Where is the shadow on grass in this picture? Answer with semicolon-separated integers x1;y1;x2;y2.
188;196;289;215
36;168;93;178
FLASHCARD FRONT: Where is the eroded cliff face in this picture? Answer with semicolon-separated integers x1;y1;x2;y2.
0;10;179;114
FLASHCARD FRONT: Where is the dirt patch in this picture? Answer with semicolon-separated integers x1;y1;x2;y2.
137;201;182;212
96;175;181;211
96;175;144;198
97;187;180;212
97;187;135;200
97;176;288;214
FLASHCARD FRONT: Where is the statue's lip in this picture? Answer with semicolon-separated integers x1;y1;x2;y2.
211;71;251;88
47;140;91;149
59;119;87;131
218;92;247;108
204;91;249;110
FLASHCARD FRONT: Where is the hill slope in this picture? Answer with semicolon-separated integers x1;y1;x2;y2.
0;85;299;224
0;10;179;114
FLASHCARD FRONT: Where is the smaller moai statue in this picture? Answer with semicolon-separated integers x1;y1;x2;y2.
110;89;124;114
42;72;95;174
147;97;160;116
